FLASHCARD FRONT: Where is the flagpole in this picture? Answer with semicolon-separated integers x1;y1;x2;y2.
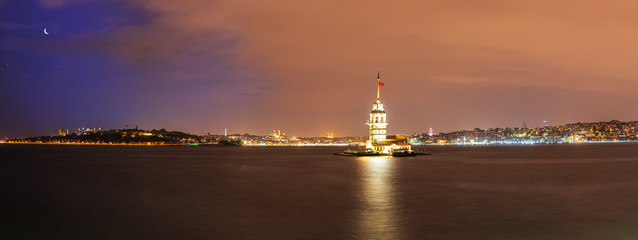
377;71;380;100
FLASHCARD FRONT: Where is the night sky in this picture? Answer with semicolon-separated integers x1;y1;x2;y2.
2;0;638;138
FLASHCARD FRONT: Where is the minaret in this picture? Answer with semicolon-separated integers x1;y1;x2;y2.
366;72;387;143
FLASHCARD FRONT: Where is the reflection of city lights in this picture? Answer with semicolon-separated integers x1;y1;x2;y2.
357;156;398;239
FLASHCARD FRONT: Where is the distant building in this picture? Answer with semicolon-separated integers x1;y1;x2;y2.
57;128;68;136
268;130;287;140
365;72;412;154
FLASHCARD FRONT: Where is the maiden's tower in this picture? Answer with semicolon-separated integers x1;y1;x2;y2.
365;72;412;154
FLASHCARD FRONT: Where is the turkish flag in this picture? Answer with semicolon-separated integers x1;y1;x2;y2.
379;82;384;87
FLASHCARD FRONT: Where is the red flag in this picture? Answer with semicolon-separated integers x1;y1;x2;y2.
379;82;384;87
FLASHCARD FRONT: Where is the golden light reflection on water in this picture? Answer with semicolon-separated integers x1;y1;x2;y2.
357;156;399;239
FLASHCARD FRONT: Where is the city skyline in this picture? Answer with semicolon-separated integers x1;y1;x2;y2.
7;119;637;142
3;0;638;138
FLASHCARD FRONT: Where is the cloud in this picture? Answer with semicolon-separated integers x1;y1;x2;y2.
11;0;638;136
42;0;638;89
109;0;638;133
31;0;638;81
38;0;102;8
0;22;42;30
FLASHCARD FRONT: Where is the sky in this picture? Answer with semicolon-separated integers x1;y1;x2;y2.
2;0;638;138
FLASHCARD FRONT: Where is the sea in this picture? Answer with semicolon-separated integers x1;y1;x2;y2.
2;143;638;240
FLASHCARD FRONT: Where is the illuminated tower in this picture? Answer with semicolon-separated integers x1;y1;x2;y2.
366;72;387;143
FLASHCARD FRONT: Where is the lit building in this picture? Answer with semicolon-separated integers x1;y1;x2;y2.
57;128;68;137
268;130;287;140
326;132;334;139
365;72;412;154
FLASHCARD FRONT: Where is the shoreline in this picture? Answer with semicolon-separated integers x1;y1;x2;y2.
2;141;638;147
0;142;188;146
414;140;638;146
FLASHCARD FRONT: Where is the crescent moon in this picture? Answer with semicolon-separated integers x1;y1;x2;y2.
44;28;49;35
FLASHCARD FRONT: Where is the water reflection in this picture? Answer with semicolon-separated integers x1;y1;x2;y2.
357;156;399;239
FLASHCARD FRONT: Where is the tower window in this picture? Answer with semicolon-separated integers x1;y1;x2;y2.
375;117;379;123
381;117;384;122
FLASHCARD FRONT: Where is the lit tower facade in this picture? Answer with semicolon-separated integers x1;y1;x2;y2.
366;72;387;143
363;72;412;154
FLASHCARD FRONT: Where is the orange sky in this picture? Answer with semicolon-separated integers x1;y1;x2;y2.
210;0;638;135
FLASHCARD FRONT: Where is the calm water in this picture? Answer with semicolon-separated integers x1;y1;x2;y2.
3;143;638;239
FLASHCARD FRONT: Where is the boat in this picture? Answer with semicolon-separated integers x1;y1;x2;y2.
391;149;430;157
334;148;380;156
